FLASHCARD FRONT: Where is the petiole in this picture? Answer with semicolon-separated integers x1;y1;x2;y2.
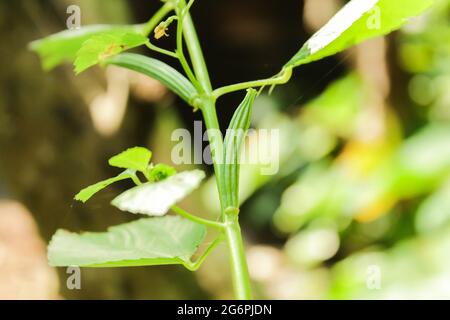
171;206;225;230
213;67;293;100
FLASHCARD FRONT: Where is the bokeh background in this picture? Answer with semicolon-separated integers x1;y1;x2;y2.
1;0;449;299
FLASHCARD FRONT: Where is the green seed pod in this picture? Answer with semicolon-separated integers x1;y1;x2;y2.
222;89;257;211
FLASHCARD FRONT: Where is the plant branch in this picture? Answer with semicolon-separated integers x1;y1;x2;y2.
184;233;225;271
172;206;225;230
142;2;174;36
142;3;180;59
178;0;253;300
213;67;293;100
145;42;178;59
175;4;201;89
130;172;143;186
179;1;212;93
144;1;202;91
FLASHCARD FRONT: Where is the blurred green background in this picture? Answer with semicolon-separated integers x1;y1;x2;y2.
0;0;449;299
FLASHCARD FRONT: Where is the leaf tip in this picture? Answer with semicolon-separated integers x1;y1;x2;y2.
73;193;88;203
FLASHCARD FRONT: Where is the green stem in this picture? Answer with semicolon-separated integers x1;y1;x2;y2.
179;0;252;300
142;2;174;36
213;67;293;100
203;104;253;302
181;8;212;93
172;206;225;230
145;42;178;59
184;234;225;271
130;173;142;186
143;3;179;59
201;98;227;208
224;213;252;300
175;7;201;89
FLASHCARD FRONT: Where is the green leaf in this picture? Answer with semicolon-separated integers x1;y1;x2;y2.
108;147;152;173
104;53;198;104
29;24;145;71
222;89;257;209
285;0;433;68
74;170;134;203
48;216;207;268
112;170;206;216
74;31;148;74
149;164;177;182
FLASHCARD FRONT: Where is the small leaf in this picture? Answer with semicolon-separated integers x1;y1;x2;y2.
285;0;433;68
104;53;198;104
149;164;177;182
112;170;206;216
108;147;152;173
74;31;148;74
222;89;257;209
48;216;207;268
29;24;145;71
74;170;134;203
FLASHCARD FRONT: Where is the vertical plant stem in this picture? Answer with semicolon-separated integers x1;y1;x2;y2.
224;213;253;300
179;1;252;300
181;13;212;93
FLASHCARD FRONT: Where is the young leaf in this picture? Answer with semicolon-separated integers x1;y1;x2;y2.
112;170;206;216
48;216;207;268
104;53;198;104
285;0;433;68
108;147;152;173
74;31;148;74
74;170;135;203
29;24;145;71
149;164;177;182
222;89;257;209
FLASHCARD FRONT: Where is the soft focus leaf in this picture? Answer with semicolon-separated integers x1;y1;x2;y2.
48;216;207;267
303;74;364;137
108;147;152;173
104;53;198;104
74;31;148;74
285;0;433;68
395;124;450;196
112;170;206;216
415;179;450;235
30;24;144;71
74;170;134;203
330;225;450;299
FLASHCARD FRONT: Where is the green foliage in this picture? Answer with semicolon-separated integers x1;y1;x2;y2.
395;124;450;196
149;164;177;182
30;0;435;300
415;181;450;235
303;73;364;137
108;147;152;174
30;24;145;70
74;170;135;203
285;0;433;68
112;170;206;216
222;89;257;210
48;216;207;268
74;147;152;203
58;145;209;271
74;31;148;74
104;53;198;104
